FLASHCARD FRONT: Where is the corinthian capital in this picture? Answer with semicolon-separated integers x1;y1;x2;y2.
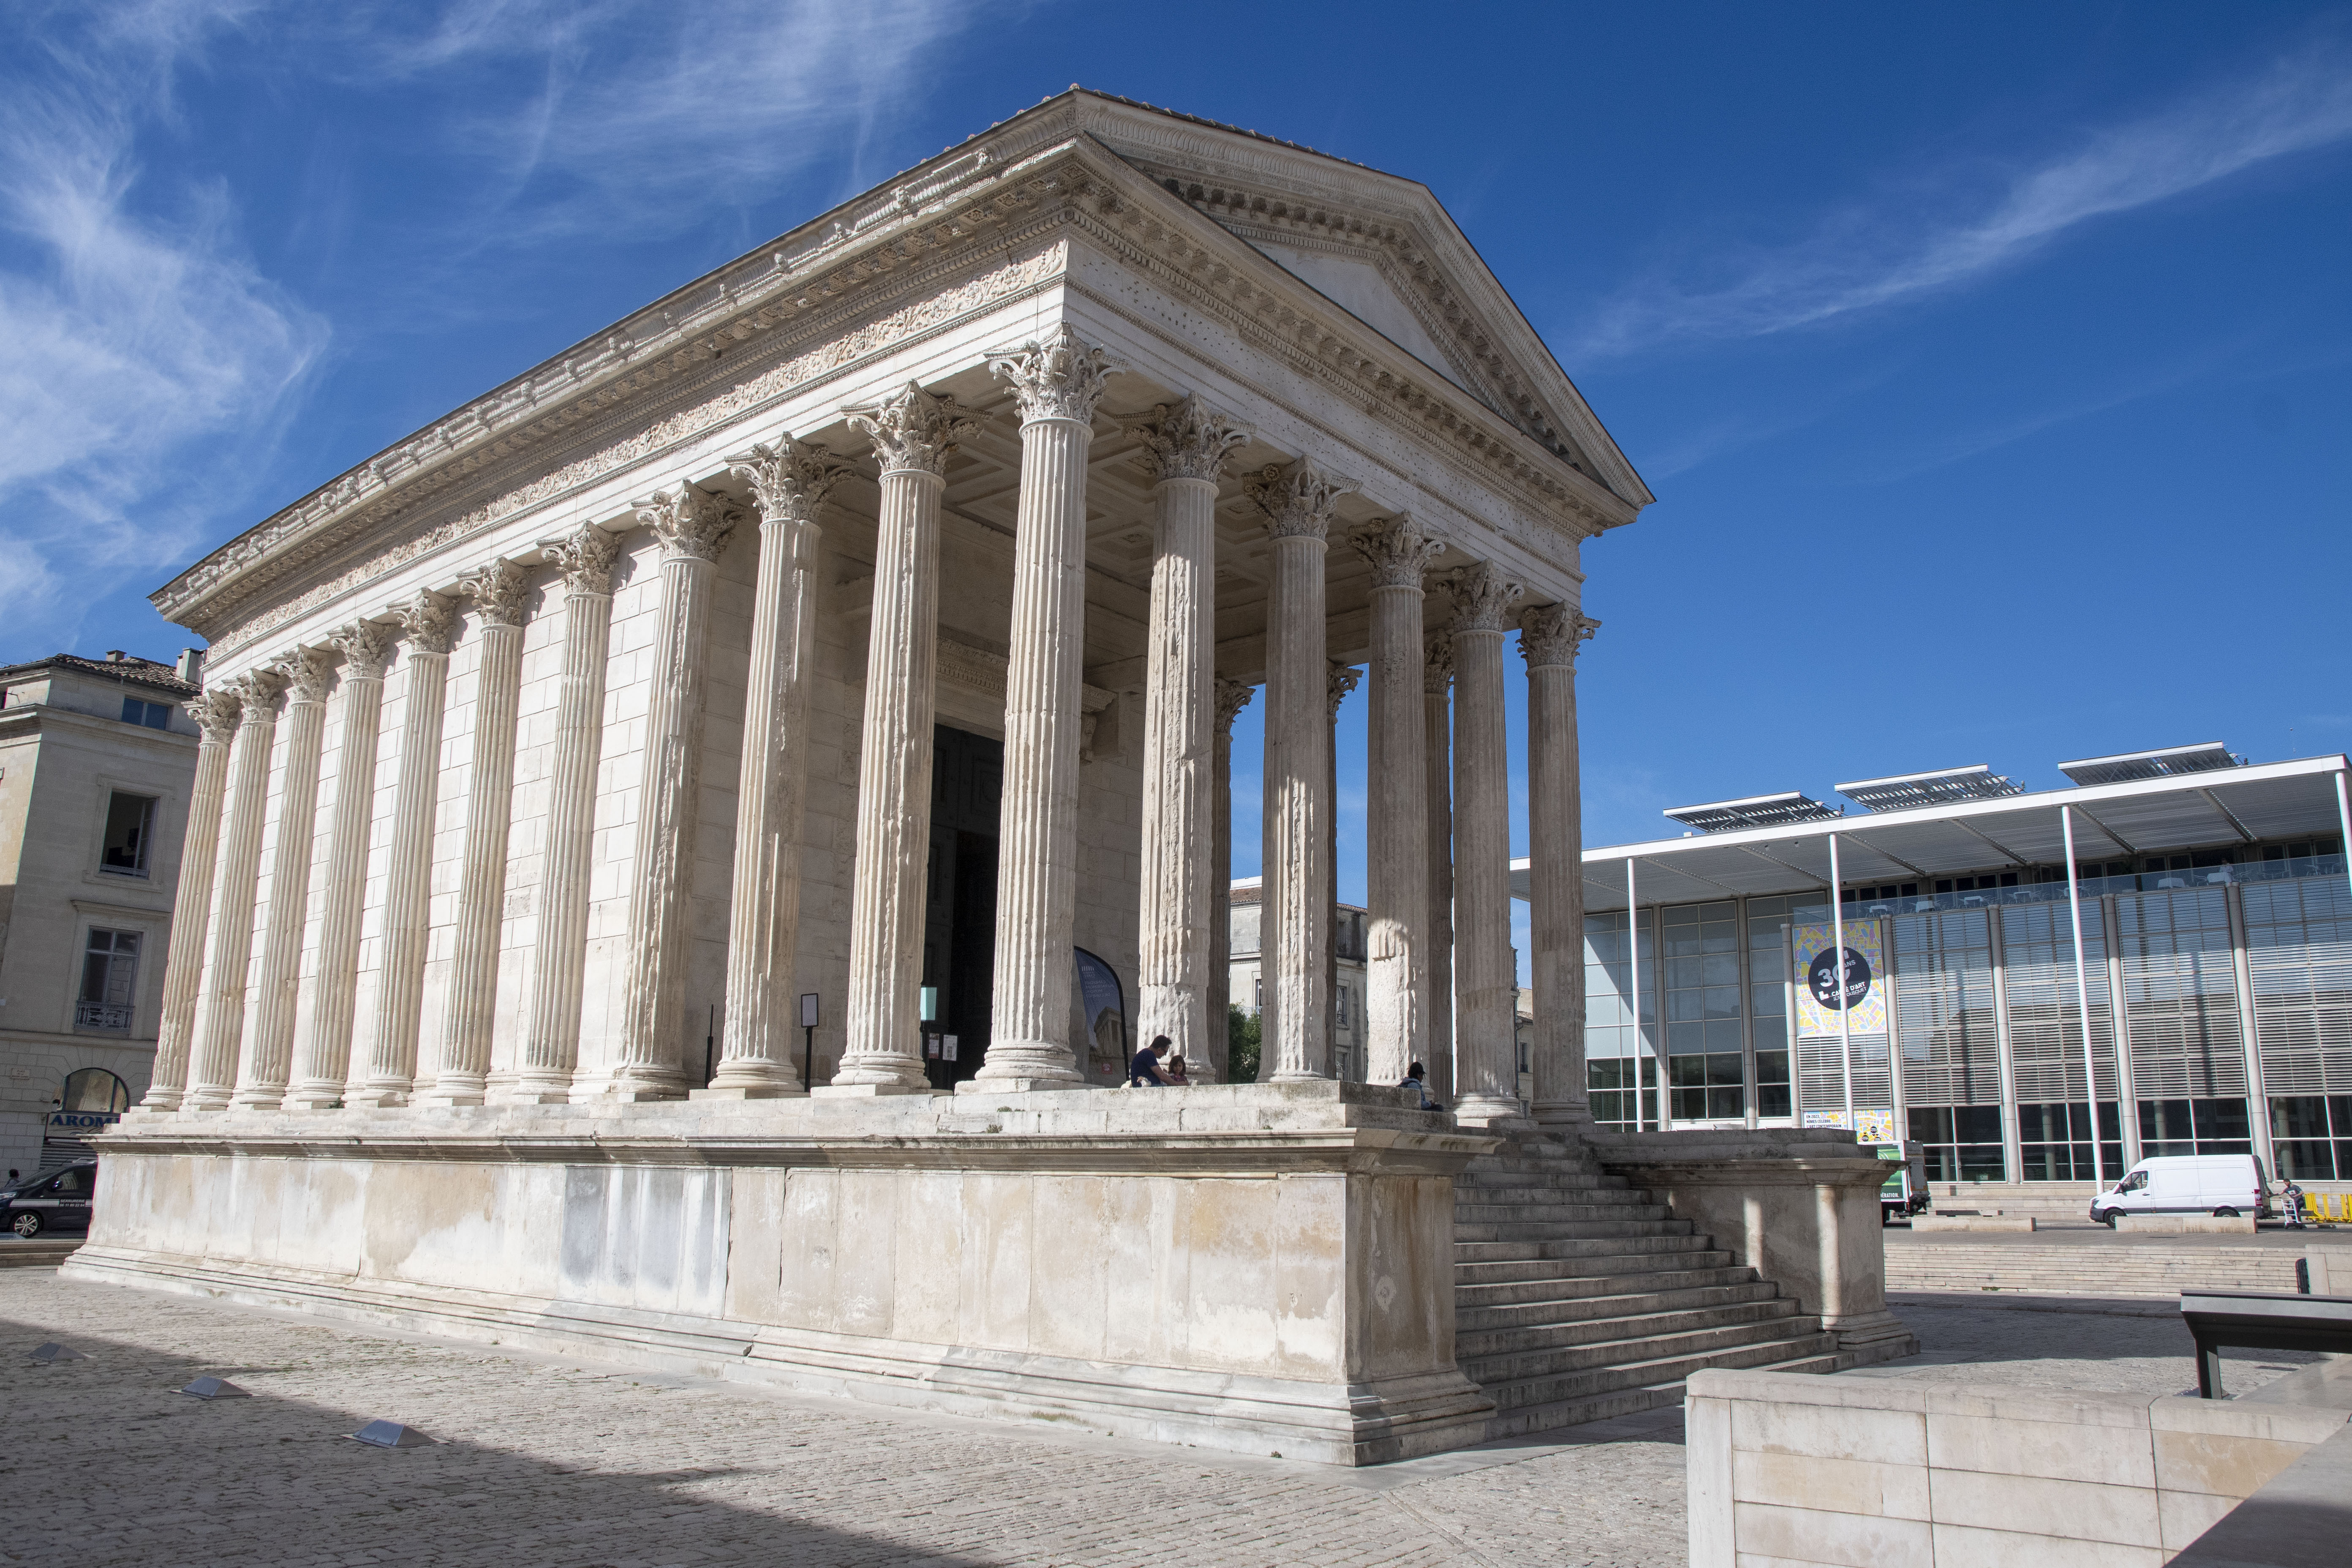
397;589;457;655
1127;396;1247;482
637;484;742;564
328;620;397;680
457;558;531;627
1442;561;1526;634
1352;514;1445;589
1519;603;1601;670
232;664;291;718
728;436;854;525
541;525;622;597
846;382;979;477
185;688;244;742
1422;637;1454;696
1214;678;1255;736
1245;459;1351;542
989;323;1118;426
1326;661;1362;721
272;646;338;705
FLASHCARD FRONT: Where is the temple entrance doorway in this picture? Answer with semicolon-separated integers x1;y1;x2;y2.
922;724;1001;1089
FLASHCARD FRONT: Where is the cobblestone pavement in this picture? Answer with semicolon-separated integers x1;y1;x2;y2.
0;1271;2307;1568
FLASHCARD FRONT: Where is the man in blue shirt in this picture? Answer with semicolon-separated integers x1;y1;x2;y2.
1130;1034;1172;1086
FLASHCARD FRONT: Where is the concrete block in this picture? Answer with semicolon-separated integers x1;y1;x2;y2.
1911;1214;2036;1232
1927;1521;2166;1568
1732;1449;1929;1520
2158;1487;2242;1553
1732;1397;1927;1465
1734;1500;1932;1568
1927;1468;2162;1549
1928;1410;2156;1488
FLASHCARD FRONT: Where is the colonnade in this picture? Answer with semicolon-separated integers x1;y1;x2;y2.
139;325;1597;1125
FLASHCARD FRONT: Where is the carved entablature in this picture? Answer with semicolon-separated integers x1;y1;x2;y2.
988;323;1116;426
1247;460;1350;542
1353;514;1445;589
1443;562;1526;635
541;525;622;597
846;383;980;477
328;620;397;680
727;437;853;525
1127;396;1247;483
638;486;741;563
456;558;531;627
1518;604;1600;670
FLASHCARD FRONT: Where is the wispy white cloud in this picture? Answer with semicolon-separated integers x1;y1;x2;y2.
0;2;325;645
1577;45;2352;359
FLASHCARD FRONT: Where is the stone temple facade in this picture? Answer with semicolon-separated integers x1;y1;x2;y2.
70;92;1908;1462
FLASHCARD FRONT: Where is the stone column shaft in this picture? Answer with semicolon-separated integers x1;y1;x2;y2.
427;560;529;1105
708;440;849;1097
185;669;288;1111
601;487;737;1100
234;651;335;1108
1423;642;1456;1105
1128;397;1242;1079
1523;605;1599;1126
978;325;1114;1090
140;692;240;1111
1208;680;1254;1083
834;384;975;1091
354;591;455;1107
509;527;617;1102
1448;563;1527;1124
1247;460;1349;1081
1356;518;1442;1087
287;622;394;1108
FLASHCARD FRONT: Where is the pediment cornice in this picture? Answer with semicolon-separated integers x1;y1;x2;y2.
161;93;1642;648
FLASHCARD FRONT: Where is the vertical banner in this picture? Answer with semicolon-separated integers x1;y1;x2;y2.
1791;920;1885;1037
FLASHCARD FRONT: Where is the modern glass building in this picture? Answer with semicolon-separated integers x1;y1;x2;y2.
1516;747;2352;1192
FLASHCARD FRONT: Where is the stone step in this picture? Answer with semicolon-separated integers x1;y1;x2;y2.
1458;1297;1801;1361
1454;1218;1694;1244
1882;1240;2300;1299
1458;1277;1783;1331
1454;1201;1674;1225
1451;1179;1645;1201
1481;1347;1848;1440
1454;1231;1709;1267
1473;1321;1839;1410
1454;1254;1743;1297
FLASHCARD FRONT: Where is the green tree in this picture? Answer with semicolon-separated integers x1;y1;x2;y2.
1227;1004;1261;1083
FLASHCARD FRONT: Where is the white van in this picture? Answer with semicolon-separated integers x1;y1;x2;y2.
2090;1154;2270;1226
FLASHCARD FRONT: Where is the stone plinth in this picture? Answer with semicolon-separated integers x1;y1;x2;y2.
1584;1128;1916;1361
69;1083;1496;1465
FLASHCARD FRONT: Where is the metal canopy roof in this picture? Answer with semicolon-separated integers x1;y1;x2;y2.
2059;742;2240;787
1507;754;2352;912
1834;764;2022;812
1661;791;1843;833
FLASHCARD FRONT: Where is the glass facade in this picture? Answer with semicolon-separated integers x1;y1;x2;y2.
1582;845;2352;1182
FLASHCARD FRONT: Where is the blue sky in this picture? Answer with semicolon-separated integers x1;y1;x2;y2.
6;3;2350;967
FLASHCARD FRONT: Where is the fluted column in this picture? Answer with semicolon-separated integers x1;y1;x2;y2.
1448;562;1528;1125
706;439;851;1097
1128;397;1244;1080
976;325;1115;1090
185;667;289;1111
234;649;335;1108
1207;679;1254;1083
1522;604;1600;1127
1423;640;1456;1105
1355;517;1443;1088
424;559;530;1105
596;486;740;1100
140;691;241;1111
1246;460;1349;1081
286;621;395;1108
832;384;975;1091
352;591;455;1108
504;526;619;1103
1325;660;1360;1073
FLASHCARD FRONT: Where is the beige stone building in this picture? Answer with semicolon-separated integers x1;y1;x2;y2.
0;651;203;1173
1225;876;1370;1079
74;91;1909;1462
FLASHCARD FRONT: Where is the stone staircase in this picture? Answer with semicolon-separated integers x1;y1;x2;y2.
1456;1133;1843;1437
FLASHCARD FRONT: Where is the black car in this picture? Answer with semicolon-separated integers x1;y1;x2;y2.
2;1160;96;1238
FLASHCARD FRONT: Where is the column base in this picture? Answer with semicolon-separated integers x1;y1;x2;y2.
279;1089;346;1111
180;1091;234;1114
131;1092;183;1115
810;1083;935;1098
952;1077;1091;1096
696;1061;807;1098
414;1087;487;1109
971;1043;1081;1089
488;1070;577;1106
342;1086;412;1109
1452;1095;1535;1131
1825;1311;1918;1363
571;1067;686;1103
691;1083;808;1100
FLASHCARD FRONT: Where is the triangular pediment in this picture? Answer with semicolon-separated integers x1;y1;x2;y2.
1244;237;1473;392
